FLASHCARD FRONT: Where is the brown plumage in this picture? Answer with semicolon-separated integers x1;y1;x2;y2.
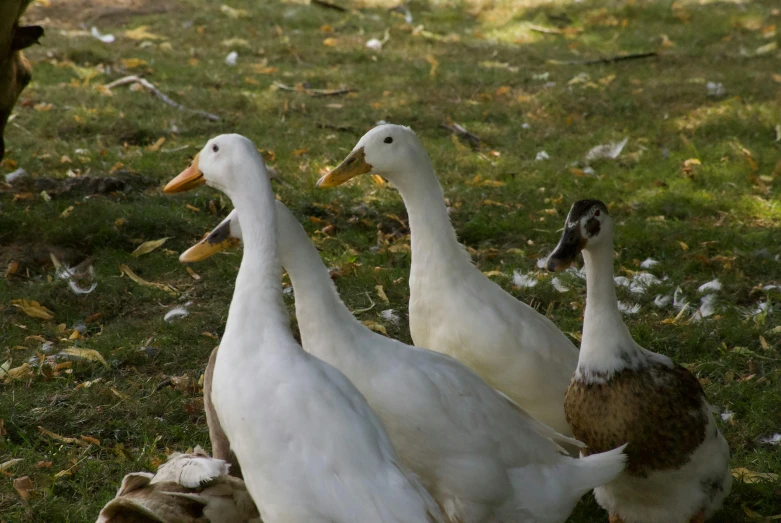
564;360;708;477
96;448;260;523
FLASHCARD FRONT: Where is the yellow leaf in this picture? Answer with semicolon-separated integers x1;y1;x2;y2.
131;238;170;257
732;467;779;484
146;137;166;152
119;58;148;69
426;55;439;78
119;264;178;295
495;86;511;96
38;426;88;445
60;206;74;217
375;285;389;303
80;435;101;446
13;476;33;500
220;4;250;18
773;74;781;84
362;320;388;336
483;270;508;278
124;26;164;40
53;469;72;479
0;458;23;472
678;241;689;251
323;37;338;47
598;74;616;86
62;348;109;367
371;174;385;186
11;299;54;320
68;330;80;340
756;41;778;55
186;267;201;280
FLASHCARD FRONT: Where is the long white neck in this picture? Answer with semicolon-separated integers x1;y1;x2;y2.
274;203;362;351
579;240;639;377
388;158;471;275
222;160;291;348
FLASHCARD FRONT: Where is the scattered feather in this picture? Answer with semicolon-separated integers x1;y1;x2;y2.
706;81;725;97
654;294;672;308
225;51;238;66
366;38;383;50
513;270;537;288
535;151;550;161
691;294;718;322
698;279;722;293
629;272;661;294
536;257;547;269
551;277;570;293
164;307;189;322
759;434;781;445
617;301;641;314
566;266;585;280
640;258;659;268
585;137;628;162
721;407;734;422
380;309;401;325
614;276;631;288
673;287;688;311
90;27;115;43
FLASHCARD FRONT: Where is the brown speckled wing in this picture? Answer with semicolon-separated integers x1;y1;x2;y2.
564;360;708;477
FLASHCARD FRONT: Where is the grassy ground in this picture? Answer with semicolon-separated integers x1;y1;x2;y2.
1;0;780;520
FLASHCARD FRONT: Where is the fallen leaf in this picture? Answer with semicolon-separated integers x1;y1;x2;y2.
220;4;250;18
732;467;779;484
35;461;52;469
375;285;389;303
131;238;170;257
186;267;200;280
0;458;23;473
146;137;166;152
13;476;33;500
124;26;164;40
5;261;19;278
322;37;338;47
61;348;109;367
362;320;388;335
118;264;177;295
38;426;88;446
80;435;101;446
426;55;439;77
119;58;148;69
678;241;689;251
12;299;54;320
60;206;74;217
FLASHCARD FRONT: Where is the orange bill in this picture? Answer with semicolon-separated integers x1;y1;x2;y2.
164;153;205;193
180;219;240;263
316;147;373;188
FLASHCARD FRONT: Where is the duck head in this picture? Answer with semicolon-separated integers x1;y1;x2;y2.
164;134;261;196
179;209;242;263
547;199;611;272
316;124;430;188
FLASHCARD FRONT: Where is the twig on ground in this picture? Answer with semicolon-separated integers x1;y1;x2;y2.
316;122;357;134
103;75;220;121
312;0;347;12
551;52;657;66
273;81;355;97
440;122;482;150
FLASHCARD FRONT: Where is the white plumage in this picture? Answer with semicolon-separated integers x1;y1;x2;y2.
164;134;444;523
317;124;579;436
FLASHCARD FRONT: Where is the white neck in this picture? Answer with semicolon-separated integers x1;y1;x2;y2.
388;159;471;275
274;204;362;350
221;162;292;349
578;240;641;380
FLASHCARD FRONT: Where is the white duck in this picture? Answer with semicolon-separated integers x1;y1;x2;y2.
163;134;444;523
96;447;260;523
316;124;579;435
547;199;731;523
180;203;627;523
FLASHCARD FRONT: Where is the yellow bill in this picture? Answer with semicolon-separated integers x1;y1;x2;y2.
164;153;205;193
180;219;240;263
316;147;373;188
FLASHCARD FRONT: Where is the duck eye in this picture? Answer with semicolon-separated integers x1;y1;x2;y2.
384;137;393;144
212;144;219;153
594;209;601;217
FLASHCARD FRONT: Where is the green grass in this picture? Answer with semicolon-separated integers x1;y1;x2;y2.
1;0;780;520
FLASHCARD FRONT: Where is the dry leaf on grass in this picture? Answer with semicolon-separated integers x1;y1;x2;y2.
0;458;23;473
732;467;779;484
375;285;389;303
362;320;388;335
13;476;33;500
11;299;54;320
118;264;177;295
38;426;89;446
0;362;33;382
131;238;170;257
124;26;164;40
61;348;109;367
